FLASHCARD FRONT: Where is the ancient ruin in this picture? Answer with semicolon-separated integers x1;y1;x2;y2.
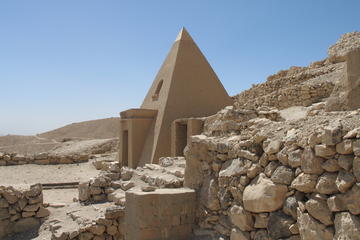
118;28;232;168
1;30;360;240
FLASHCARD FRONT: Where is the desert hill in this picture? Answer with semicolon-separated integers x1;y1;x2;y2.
37;117;120;141
0;117;119;154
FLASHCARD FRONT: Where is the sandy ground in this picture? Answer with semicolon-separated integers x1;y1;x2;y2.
43;189;78;205
0;160;100;187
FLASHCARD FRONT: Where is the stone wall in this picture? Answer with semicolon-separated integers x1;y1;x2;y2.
234;61;343;110
184;122;360;239
0;184;49;239
125;188;196;240
51;205;125;240
0;152;89;166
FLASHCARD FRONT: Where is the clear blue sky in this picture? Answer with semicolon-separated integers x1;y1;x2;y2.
1;1;359;135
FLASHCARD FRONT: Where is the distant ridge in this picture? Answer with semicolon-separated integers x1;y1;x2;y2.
38;117;120;141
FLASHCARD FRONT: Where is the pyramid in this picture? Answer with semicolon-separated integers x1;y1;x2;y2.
118;28;233;168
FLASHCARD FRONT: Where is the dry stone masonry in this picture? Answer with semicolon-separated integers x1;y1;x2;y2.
183;103;360;239
0;184;49;239
0;152;89;165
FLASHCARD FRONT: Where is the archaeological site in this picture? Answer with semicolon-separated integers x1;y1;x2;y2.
1;28;360;240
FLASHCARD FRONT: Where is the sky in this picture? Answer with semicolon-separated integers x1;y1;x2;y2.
0;1;359;135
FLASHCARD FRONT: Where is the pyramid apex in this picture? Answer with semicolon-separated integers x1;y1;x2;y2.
175;27;193;42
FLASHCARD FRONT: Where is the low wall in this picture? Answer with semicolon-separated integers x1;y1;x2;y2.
0;152;89;166
0;184;49;239
125;188;196;240
51;205;125;240
185;125;360;239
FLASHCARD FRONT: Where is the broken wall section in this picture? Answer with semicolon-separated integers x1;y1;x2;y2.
125;188;196;240
0;184;49;239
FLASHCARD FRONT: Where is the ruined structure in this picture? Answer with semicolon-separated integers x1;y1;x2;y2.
118;28;232;168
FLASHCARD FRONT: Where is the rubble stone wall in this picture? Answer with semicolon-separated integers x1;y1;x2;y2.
234;61;343;111
51;205;125;240
0;184;49;239
184;125;360;239
0;152;89;166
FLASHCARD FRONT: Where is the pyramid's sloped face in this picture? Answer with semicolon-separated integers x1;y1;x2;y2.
136;28;233;164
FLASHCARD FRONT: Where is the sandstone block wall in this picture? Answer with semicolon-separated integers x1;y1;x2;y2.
125;188;196;240
0;152;89;166
185;124;360;239
0;184;49;239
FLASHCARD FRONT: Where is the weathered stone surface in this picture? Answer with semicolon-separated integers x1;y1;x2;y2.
336;170;356;192
253;229;270;240
78;182;90;202
246;164;262;179
354;139;360;156
291;173;317;193
321;159;341;172
305;196;333;226
264;161;279;177
230;228;250;240
120;167;133;181
229;205;254;231
316;172;338;194
301;147;324;174
13;217;40;233
219;158;249;177
283;196;298;219
297;211;333;240
315;144;336;158
327;195;346;212
263;139;282;154
336;140;353;154
243;173;287;213
288;149;302;168
321;124;342;146
200;176;220;211
338;154;354;170
334;212;360;240
271;166;294;185
353;156;360;181
36;206;50;218
342;183;360;215
254;213;268;229
0;208;10;220
267;211;294;239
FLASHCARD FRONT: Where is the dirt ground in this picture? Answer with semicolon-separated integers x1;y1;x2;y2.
0;160;100;187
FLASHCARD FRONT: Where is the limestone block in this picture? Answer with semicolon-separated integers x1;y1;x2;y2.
336;140;353;154
200;176;220;211
288;149;302;168
230;228;250;240
316;172;339;194
229;205;254;231
334;212;360;240
336;170;356;192
305;196;333;226
321;159;341;172
338;154;354;170
243;173;287;213
271;166;294;185
301;147;324;174
267;211;294;239
353;156;360;181
291;173;317;193
78;182;90;202
314;144;336;158
297;211;333;240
